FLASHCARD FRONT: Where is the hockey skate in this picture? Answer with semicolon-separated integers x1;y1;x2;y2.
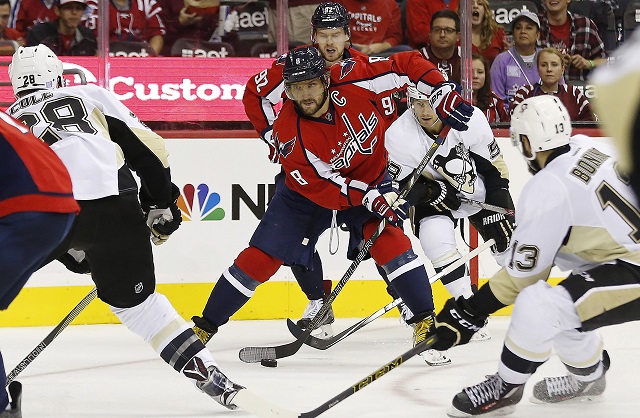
421;349;452;366
191;316;218;345
1;381;22;418
530;351;610;404
397;301;415;328
447;373;524;417
297;298;335;339
412;313;435;347
195;365;245;410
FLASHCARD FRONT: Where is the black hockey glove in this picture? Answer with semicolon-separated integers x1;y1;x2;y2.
470;188;516;253
56;249;91;274
429;297;488;350
406;177;461;212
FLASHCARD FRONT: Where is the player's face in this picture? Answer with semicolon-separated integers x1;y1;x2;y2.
287;77;328;116
429;18;459;49
513;20;539;48
538;51;564;86
472;59;485;92
314;28;350;65
411;98;443;133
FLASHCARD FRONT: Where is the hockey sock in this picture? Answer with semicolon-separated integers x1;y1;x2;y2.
202;263;260;326
291;251;324;300
110;292;218;379
383;250;434;316
436;262;473;299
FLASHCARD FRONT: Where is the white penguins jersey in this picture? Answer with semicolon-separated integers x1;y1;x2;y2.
490;135;640;305
6;84;169;201
386;106;509;218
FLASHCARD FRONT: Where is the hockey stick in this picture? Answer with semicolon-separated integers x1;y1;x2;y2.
286;239;495;350
459;197;515;217
5;287;98;386
238;126;452;363
234;335;439;418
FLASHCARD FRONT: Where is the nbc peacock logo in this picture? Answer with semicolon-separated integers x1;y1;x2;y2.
177;183;225;221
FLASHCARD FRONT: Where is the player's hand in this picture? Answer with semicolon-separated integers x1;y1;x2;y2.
261;127;280;163
407;177;460;211
429;82;473;131
146;202;182;245
363;180;409;227
56;249;91;274
428;297;487;350
479;209;515;253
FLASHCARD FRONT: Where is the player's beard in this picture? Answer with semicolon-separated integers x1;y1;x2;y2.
295;90;329;117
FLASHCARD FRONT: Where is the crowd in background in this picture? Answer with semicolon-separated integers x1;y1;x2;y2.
1;0;633;124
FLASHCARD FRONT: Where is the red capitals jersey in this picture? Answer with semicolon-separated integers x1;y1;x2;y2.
10;0;58;36
85;0;165;43
0;113;78;218
243;46;399;138
274;51;446;210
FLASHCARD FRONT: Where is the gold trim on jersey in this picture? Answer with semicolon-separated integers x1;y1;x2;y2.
559;225;640;265
132;127;170;168
575;284;640;324
491;155;510;180
504;334;551;361
489;266;552;306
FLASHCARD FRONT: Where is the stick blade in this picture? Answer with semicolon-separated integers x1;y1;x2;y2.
286;319;332;350
234;389;299;418
238;347;277;363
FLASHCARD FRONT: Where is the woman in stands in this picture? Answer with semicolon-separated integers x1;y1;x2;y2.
512;47;596;122
471;53;509;123
468;0;506;65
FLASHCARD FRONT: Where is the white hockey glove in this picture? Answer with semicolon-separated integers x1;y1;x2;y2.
56;249;91;274
146;203;182;245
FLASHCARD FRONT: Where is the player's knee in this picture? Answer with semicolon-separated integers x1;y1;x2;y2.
430;248;462;269
511;281;557;327
368;224;412;265
234;246;283;283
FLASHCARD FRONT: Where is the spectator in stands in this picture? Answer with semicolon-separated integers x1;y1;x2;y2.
27;0;96;56
491;11;542;112
512;47;596;121
469;0;506;65
158;0;221;56
85;0;165;56
9;0;58;38
267;0;321;45
338;0;411;56
538;0;606;81
472;53;509;123
406;0;458;49
0;0;23;46
419;9;461;83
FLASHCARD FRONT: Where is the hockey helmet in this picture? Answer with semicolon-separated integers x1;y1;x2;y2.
406;85;430;106
283;46;328;84
311;2;351;33
9;45;64;98
510;95;571;161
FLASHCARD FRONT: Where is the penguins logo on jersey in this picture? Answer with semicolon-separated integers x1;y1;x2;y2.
433;144;477;193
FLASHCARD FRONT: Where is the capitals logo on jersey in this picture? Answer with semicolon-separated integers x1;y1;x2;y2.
274;133;296;159
433;144;477;193
330;112;379;169
339;59;356;80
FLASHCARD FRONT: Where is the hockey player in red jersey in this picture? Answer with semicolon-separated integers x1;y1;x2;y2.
0;112;79;417
192;46;473;354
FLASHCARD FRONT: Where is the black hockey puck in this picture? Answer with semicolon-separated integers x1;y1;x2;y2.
260;359;278;368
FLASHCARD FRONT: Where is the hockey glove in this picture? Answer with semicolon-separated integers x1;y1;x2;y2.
146;202;182;245
407;177;460;212
429;297;488;350
56;249;91;274
470;188;516;253
429;82;473;131
362;180;410;227
261;127;280;163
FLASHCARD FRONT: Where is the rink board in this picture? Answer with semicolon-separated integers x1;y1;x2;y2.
0;135;591;326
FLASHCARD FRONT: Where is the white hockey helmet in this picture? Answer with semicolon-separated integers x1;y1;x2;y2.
406;84;430;106
8;45;64;97
510;95;571;161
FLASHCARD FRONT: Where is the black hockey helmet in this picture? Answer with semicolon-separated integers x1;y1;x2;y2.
283;46;327;84
311;2;351;32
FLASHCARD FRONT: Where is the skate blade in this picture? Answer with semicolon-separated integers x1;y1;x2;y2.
310;324;334;339
529;393;604;405
446;404;516;417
